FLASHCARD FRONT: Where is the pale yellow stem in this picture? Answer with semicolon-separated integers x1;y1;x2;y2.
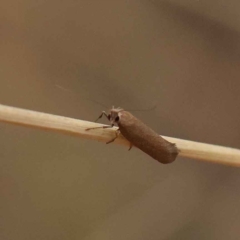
0;104;239;167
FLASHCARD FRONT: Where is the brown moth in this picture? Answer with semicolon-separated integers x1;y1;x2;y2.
86;107;179;164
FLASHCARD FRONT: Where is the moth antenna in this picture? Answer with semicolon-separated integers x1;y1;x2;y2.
55;84;72;93
126;105;157;112
55;83;108;109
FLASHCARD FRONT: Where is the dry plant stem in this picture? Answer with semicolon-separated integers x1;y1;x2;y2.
0;104;240;167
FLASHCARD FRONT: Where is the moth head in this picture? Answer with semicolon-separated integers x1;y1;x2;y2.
109;107;123;126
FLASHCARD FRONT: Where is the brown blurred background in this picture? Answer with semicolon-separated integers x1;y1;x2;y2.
1;0;240;239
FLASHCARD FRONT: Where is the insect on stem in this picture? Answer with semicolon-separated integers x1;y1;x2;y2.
86;107;179;164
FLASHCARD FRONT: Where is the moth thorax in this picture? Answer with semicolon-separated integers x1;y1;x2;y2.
109;111;118;123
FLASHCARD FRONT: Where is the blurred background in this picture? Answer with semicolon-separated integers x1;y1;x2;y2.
1;0;240;239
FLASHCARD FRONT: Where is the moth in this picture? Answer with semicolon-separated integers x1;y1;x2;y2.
86;107;179;164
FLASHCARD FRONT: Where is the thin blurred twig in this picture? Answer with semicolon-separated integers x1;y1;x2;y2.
0;104;240;167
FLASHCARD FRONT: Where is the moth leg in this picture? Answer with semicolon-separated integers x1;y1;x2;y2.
128;143;133;151
106;129;120;144
86;125;114;131
95;111;109;122
86;111;111;131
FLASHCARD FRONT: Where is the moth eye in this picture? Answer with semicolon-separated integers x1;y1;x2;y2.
115;116;119;122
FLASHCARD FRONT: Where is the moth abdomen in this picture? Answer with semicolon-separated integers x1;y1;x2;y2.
118;111;179;164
